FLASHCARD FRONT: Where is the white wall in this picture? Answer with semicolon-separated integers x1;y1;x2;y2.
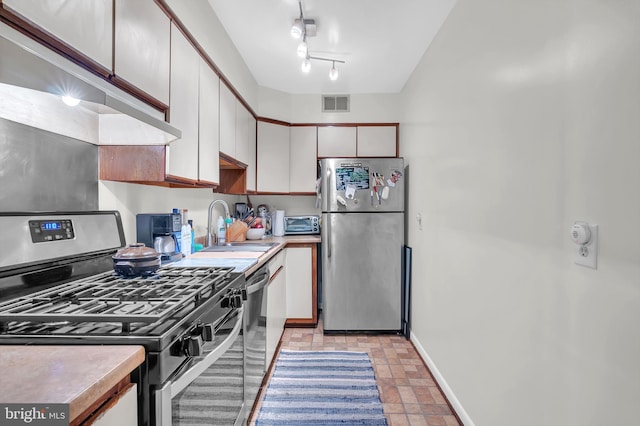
400;0;640;425
99;181;240;246
258;86;401;123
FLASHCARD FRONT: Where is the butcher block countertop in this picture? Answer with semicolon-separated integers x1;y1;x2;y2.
0;345;144;423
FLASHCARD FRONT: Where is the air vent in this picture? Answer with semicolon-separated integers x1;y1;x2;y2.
322;95;350;112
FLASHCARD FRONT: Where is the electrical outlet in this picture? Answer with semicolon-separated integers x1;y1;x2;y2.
571;222;598;269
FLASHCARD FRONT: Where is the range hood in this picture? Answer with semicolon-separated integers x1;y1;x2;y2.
0;23;180;145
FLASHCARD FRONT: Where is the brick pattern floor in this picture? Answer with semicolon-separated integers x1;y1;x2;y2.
249;319;461;426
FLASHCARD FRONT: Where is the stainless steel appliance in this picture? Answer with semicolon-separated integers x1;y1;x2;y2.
136;213;183;263
283;215;321;235
0;211;247;426
242;267;269;414
320;158;405;332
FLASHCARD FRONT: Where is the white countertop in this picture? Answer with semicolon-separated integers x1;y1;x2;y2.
170;235;321;276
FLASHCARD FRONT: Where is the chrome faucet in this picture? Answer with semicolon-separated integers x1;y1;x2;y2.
207;199;231;246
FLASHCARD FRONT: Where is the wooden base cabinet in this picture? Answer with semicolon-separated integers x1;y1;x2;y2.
285;244;318;327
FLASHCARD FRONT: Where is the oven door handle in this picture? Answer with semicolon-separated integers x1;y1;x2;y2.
155;306;245;426
246;271;269;295
171;305;243;397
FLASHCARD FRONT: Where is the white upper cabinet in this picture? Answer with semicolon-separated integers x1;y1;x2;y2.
235;102;250;165
4;0;113;70
247;115;257;192
235;101;256;191
114;0;170;105
317;126;357;158
257;121;290;193
198;60;220;185
289;126;317;193
167;23;199;181
219;83;236;158
357;126;397;157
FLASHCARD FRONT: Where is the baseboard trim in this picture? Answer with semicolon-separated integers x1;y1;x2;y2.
410;332;475;426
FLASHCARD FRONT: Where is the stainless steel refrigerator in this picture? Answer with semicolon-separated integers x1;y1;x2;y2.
320;158;405;332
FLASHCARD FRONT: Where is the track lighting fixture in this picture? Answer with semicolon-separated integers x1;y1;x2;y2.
329;61;338;81
297;39;308;58
290;19;304;39
290;1;345;81
301;58;311;73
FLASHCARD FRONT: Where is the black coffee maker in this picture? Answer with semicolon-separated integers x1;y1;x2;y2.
136;213;183;262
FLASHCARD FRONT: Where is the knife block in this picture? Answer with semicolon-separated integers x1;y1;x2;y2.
227;220;248;242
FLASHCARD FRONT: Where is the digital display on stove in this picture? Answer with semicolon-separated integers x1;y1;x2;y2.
41;221;62;231
29;219;75;243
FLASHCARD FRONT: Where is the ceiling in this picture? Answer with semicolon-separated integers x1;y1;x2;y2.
207;0;456;95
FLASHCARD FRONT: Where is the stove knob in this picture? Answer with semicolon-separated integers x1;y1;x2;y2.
221;296;230;308
202;324;215;342
185;335;203;357
234;294;243;307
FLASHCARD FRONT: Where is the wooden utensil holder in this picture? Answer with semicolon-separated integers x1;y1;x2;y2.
227;220;248;242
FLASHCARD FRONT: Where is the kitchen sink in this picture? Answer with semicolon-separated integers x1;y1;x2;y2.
200;242;279;252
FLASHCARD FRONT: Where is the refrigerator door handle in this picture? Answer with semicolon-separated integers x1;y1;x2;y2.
327;215;331;258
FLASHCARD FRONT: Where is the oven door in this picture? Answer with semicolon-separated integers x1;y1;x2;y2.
156;306;245;426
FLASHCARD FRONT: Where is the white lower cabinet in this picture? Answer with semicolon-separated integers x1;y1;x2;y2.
285;246;313;320
266;251;286;367
89;383;137;426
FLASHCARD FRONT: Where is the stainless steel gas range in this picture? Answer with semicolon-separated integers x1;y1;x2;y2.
0;211;247;426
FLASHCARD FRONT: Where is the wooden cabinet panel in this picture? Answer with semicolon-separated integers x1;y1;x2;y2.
289;126;317;193
219;83;236;158
4;0;113;71
114;0;170;105
317;126;356;157
257;121;290;193
167;24;199;181
198;60;220;185
357;125;397;157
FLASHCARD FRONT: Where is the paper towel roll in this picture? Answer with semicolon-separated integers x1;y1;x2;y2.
272;210;285;236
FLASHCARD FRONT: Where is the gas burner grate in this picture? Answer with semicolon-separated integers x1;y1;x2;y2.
0;266;234;329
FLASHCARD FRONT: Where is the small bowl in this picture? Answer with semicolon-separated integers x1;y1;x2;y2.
246;228;265;240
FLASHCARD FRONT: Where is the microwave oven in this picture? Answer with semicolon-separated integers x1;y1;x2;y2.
283;215;320;235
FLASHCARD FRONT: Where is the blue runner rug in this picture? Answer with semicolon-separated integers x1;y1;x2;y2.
256;350;388;425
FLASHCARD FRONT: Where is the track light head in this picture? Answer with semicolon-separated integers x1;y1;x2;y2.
301;58;311;73
297;41;308;58
329;62;339;81
290;19;304;39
